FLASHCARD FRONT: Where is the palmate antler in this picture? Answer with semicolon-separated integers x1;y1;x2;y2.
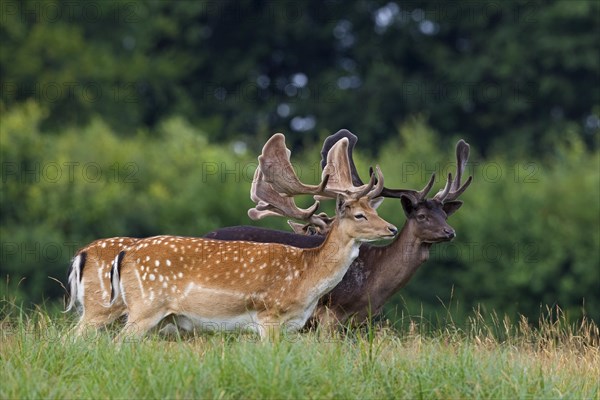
248;133;334;234
317;134;384;200
258;133;328;197
248;168;332;232
248;133;385;235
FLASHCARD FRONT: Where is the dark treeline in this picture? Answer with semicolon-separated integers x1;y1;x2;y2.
1;0;598;154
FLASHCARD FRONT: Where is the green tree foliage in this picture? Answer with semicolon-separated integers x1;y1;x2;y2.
1;0;598;153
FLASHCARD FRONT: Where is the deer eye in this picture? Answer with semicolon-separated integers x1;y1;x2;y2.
354;213;367;220
417;214;426;221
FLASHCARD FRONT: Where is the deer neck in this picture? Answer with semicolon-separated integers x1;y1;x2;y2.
298;221;361;300
364;222;432;301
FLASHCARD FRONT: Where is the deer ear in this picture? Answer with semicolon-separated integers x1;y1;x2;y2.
400;195;416;217
287;220;306;234
442;200;463;217
336;195;347;217
369;196;384;210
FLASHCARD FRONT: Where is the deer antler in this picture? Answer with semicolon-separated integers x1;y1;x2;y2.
378;173;436;203
320;129;363;187
259;133;328;196
433;139;473;202
248;168;331;231
383;139;472;203
249;134;340;233
316;135;384;201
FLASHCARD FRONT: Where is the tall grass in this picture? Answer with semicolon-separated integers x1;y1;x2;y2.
1;299;598;399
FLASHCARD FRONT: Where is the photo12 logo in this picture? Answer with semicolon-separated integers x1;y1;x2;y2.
1;241;81;264
1;161;139;184
1;81;140;104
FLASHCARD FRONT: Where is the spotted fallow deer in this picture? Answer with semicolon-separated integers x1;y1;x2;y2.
205;129;472;327
109;134;397;340
66;237;138;335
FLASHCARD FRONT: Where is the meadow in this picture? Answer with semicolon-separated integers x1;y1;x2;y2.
1;301;598;399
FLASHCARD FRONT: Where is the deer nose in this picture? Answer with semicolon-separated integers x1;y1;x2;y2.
444;228;455;239
388;225;398;236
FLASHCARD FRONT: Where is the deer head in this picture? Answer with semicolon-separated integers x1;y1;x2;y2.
389;140;472;243
396;176;463;243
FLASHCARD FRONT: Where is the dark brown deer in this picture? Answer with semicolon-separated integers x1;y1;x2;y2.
205;130;472;327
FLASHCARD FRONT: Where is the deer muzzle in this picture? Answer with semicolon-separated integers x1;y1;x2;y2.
443;228;456;239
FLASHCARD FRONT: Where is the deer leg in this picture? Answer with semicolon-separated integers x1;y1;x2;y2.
72;313;115;337
313;306;343;333
71;303;126;338
115;309;167;343
257;314;282;342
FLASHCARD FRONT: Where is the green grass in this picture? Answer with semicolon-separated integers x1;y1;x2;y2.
1;302;598;399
